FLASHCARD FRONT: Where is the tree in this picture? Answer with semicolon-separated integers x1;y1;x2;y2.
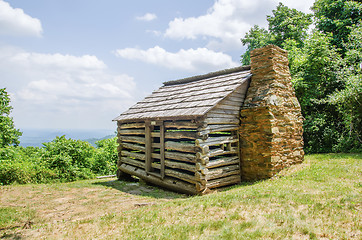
327;23;362;151
240;3;312;64
267;3;312;47
0;88;22;147
312;0;362;54
285;32;346;153
240;25;273;65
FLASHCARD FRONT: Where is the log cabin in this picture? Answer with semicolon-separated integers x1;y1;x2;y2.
113;45;304;195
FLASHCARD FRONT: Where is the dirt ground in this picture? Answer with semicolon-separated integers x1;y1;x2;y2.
0;177;185;239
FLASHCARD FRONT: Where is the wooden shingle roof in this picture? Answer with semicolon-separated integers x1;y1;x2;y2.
113;66;251;122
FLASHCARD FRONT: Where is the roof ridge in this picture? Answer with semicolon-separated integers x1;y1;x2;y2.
163;65;251;86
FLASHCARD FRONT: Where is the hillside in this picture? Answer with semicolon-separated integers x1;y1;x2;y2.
19;129;115;147
0;153;361;239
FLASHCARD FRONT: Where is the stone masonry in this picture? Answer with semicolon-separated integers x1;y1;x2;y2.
239;45;304;180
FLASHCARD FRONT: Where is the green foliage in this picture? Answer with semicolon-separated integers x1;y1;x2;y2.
0;136;118;185
0;146;57;185
92;137;118;175
267;3;312;47
41;136;96;182
0;88;22;147
327;23;362;151
43;136;94;169
344;21;362;69
240;25;273;65
312;0;362;54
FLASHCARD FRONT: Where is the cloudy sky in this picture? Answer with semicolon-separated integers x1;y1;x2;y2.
1;0;315;131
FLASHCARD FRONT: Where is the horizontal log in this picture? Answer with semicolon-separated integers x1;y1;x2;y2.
206;174;241;189
195;165;240;182
119;164;196;195
165;169;196;184
206;164;240;180
209;149;238;158
205;112;239;119
122;142;145;152
204;118;239;125
165;151;196;163
207;169;240;181
121;157;144;168
195;136;238;147
199;125;239;135
165;141;197;153
165;160;195;172
120;136;145;144
151;132;160;138
206;156;239;169
151;162;161;170
200;124;239;131
118;122;145;129
201;148;238;158
118;128;145;135
152;143;161;148
165;131;198;140
121;150;146;161
207;108;240;115
151;153;161;159
164;121;200;129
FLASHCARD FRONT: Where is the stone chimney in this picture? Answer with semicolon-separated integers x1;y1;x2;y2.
239;45;304;180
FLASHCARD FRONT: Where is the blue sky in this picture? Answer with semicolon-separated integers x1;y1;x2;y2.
1;0;314;131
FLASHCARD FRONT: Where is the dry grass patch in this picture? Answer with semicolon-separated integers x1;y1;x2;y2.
0;178;184;239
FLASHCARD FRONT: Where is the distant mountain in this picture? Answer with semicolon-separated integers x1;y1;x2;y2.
19;128;116;147
83;134;116;147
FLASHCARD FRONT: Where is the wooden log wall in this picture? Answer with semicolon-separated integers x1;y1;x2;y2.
117;119;202;194
195;85;247;193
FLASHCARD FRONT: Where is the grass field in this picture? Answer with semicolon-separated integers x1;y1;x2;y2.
0;153;361;239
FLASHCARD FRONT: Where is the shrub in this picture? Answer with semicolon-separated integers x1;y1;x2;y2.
92;137;118;175
0;135;118;185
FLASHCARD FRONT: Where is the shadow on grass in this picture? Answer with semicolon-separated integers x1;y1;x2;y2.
92;177;187;199
92;175;264;200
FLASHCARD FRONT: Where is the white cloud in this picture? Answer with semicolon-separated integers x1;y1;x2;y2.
0;0;42;37
136;13;157;21
1;46;136;129
10;52;106;71
8;51;135;101
115;46;238;72
164;0;315;51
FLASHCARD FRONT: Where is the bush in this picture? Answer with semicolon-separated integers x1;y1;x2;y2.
92;137;118;175
0;135;118;185
0;147;57;185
